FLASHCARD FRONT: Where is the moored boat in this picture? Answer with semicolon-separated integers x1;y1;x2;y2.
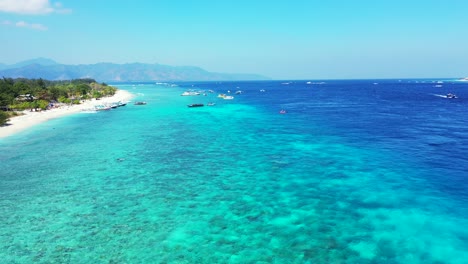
94;104;111;111
187;103;204;107
181;91;201;96
218;93;234;100
117;101;127;107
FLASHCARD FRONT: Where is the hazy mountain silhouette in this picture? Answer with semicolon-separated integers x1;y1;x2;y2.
0;58;269;81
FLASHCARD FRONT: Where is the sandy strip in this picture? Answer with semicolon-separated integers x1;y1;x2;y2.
0;89;134;139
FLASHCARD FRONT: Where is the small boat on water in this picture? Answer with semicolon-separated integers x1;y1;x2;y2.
279;109;287;114
187;103;204;107
446;93;458;99
134;101;147;105
181;91;200;96
117;101;127;107
217;94;234;100
94;104;111;111
207;102;216;106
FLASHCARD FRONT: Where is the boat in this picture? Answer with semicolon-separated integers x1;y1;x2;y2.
207;102;216;106
94;104;111;111
279;109;287;114
187;103;204;107
134;101;147;105
110;101;127;108
235;90;243;94
217;94;234;100
446;93;458;99
181;91;200;96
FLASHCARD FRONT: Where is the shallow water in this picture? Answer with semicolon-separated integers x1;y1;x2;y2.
1;80;468;263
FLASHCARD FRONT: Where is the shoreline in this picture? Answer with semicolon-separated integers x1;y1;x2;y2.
0;89;134;139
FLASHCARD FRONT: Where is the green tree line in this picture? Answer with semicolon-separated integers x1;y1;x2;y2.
0;77;117;126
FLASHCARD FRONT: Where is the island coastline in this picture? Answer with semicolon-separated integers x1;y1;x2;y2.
0;89;134;139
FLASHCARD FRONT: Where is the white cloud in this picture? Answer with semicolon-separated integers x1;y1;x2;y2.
30;23;47;30
16;20;28;27
53;1;70;14
2;19;47;30
0;0;71;14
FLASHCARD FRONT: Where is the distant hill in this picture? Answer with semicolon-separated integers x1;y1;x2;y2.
0;58;269;81
0;57;58;70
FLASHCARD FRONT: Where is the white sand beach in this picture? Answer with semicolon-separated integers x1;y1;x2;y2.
0;89;134;139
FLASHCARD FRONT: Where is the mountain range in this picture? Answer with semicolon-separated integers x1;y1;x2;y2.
0;58;269;82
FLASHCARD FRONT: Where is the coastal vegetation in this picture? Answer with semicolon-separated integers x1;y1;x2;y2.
0;77;116;125
0;110;8;125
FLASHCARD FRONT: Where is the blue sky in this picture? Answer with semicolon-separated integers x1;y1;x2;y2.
1;0;467;79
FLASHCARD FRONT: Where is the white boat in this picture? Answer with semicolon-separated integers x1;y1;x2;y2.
217;94;234;100
446;93;458;99
94;104;111;111
181;91;200;96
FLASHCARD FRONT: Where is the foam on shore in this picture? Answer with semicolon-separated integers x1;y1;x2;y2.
0;89;134;139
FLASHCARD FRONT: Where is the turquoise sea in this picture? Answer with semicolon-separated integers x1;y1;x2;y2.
1;80;468;263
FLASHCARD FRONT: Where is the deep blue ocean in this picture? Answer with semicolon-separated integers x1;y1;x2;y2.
1;79;468;263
